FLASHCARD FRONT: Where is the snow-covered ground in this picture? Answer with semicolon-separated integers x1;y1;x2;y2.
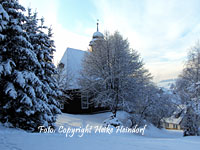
0;112;200;150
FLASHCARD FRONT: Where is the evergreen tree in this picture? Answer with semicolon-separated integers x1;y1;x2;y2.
0;1;9;75
0;0;60;131
24;8;61;128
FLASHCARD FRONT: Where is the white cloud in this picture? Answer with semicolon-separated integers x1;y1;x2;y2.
19;0;200;82
91;0;200;82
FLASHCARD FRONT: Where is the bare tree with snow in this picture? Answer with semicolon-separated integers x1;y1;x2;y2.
175;42;200;136
79;31;151;118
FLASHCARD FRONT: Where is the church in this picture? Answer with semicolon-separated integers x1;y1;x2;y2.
59;22;106;114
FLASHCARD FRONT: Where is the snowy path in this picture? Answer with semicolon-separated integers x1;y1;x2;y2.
0;112;200;150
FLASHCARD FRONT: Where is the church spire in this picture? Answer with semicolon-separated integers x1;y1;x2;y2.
89;20;104;51
97;19;99;32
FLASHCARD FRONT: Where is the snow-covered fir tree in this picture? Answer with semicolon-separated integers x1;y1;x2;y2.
24;8;61;128
0;0;60;131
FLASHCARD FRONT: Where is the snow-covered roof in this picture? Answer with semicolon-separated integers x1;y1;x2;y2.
163;116;183;125
60;48;87;90
89;38;98;46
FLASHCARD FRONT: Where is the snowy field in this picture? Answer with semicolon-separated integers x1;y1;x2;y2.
0;112;200;150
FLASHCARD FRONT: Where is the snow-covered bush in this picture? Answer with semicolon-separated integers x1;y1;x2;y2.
103;113;122;127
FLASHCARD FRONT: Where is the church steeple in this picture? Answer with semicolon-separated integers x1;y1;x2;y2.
89;20;104;52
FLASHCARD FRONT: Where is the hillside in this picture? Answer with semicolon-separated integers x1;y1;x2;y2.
157;79;176;89
0;112;200;150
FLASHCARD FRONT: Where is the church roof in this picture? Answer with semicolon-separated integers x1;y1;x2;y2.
92;31;104;39
59;21;103;90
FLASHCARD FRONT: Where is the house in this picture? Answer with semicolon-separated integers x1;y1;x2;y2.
162;106;186;130
58;22;107;114
162;116;183;130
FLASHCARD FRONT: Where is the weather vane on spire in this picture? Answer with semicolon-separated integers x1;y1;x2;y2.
97;19;99;32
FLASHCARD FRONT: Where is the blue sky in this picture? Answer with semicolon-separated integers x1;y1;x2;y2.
20;0;200;82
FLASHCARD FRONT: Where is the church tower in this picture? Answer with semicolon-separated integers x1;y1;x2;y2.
89;20;104;52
